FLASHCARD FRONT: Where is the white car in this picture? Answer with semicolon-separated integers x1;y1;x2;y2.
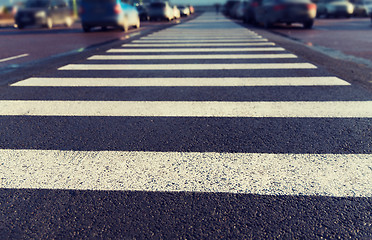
317;0;354;18
353;0;372;17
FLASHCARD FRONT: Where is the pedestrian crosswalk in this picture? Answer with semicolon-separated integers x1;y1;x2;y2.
1;13;371;198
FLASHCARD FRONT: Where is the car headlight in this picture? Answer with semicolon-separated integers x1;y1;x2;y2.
347;4;354;13
35;11;46;18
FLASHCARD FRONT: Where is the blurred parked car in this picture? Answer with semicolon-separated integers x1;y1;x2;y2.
136;4;149;21
243;0;262;23
255;0;317;28
178;5;190;16
15;0;73;29
352;0;372;16
173;5;181;19
148;1;174;21
223;0;240;16
232;1;250;19
80;0;140;32
316;0;354;17
229;1;241;18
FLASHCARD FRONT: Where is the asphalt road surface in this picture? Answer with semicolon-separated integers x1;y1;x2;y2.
0;18;187;70
0;13;371;239
269;18;372;65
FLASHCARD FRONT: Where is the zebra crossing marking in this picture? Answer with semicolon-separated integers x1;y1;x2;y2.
107;47;286;52
11;77;350;87
2;12;370;202
0;101;370;118
123;42;276;47
133;39;267;43
59;63;317;70
87;54;298;60
1;149;371;197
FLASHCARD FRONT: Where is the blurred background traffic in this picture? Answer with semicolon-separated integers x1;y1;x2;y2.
1;0;371;31
0;0;195;31
222;0;372;28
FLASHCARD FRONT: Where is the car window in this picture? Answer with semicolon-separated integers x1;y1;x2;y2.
262;0;278;5
280;0;312;3
55;0;67;8
150;3;166;8
25;0;50;8
82;0;116;3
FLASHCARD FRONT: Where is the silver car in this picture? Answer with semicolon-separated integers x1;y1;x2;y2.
255;0;317;28
148;1;174;21
316;0;354;17
352;0;372;17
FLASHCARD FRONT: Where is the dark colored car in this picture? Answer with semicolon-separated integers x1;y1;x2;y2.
79;0;140;32
352;0;372;16
148;1;174;21
255;0;317;28
136;4;149;21
223;0;240;16
15;0;73;29
243;0;263;23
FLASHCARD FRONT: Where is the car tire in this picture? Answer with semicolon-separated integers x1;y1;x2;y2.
303;20;314;29
324;9;330;18
82;24;91;32
263;19;272;28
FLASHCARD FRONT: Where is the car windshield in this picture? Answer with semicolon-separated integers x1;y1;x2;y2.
328;0;349;2
280;0;311;3
25;0;50;8
150;3;166;8
82;0;116;3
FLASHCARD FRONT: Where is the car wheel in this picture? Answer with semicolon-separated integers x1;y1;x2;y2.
82;24;91;32
46;17;53;29
303;20;314;29
263;19;272;28
324;9;330;18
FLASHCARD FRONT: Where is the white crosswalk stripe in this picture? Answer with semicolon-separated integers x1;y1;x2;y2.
123;43;276;47
59;63;317;70
0;101;371;118
87;54;298;60
1;150;370;197
107;47;286;52
1;12;371;199
12;77;350;87
132;39;268;43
